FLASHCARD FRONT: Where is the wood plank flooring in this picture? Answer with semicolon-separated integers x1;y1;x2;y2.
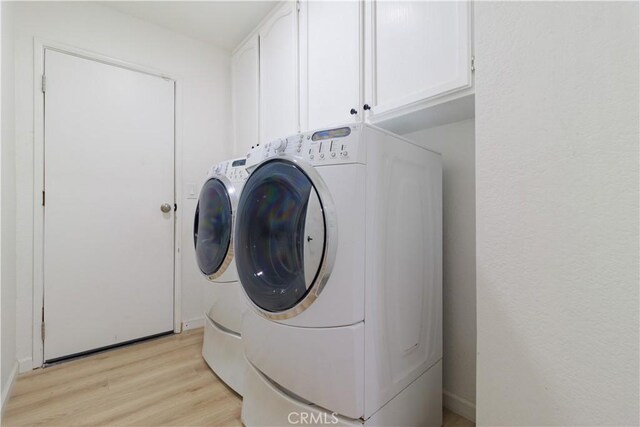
2;328;474;427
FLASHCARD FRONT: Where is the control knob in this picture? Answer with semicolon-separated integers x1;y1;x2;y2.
273;138;287;152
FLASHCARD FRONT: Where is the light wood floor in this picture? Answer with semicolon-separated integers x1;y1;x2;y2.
2;328;474;427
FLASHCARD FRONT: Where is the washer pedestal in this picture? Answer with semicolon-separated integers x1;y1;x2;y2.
241;358;443;427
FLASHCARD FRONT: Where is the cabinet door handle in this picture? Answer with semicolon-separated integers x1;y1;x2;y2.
350;108;358;115
363;104;371;111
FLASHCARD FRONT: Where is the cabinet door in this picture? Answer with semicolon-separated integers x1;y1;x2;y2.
232;35;259;156
300;0;362;131
259;2;299;143
366;0;471;117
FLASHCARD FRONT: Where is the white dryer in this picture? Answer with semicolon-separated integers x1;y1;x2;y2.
235;124;443;426
194;157;249;395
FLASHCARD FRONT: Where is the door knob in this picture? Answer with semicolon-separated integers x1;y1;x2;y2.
161;203;172;213
363;104;371;111
350;108;358;115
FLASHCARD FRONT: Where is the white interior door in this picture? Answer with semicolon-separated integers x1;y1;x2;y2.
43;49;175;361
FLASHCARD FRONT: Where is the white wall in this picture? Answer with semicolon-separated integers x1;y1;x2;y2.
403;119;476;421
475;2;639;426
12;1;233;370
1;0;18;410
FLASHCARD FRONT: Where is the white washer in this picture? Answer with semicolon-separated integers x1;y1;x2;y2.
235;124;443;425
194;157;249;395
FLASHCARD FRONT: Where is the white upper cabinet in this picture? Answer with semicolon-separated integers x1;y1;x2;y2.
259;1;299;144
365;0;473;124
299;0;363;131
232;0;473;142
232;35;259;156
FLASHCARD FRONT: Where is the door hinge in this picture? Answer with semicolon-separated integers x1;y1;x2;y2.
41;306;45;341
42;190;45;206
296;0;300;12
40;305;45;342
471;56;475;72
41;74;47;93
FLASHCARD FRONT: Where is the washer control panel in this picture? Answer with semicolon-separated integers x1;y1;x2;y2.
246;124;362;168
208;157;249;183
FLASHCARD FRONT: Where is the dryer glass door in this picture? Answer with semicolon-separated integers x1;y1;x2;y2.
235;159;326;314
194;178;232;277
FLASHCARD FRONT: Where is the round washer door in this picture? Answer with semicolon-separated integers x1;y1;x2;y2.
235;158;336;319
194;177;233;279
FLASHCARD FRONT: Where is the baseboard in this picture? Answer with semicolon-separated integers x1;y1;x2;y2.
18;357;33;373
1;360;19;417
183;317;204;331
443;390;476;422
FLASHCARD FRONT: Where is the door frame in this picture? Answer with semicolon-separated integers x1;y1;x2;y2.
32;39;184;368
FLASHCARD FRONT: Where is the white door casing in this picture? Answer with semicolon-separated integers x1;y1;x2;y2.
42;49;175;361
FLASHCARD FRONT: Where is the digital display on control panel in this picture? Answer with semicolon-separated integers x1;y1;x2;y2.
311;127;351;141
232;159;246;167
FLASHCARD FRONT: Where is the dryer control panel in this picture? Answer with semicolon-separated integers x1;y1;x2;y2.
245;124;364;168
207;157;249;183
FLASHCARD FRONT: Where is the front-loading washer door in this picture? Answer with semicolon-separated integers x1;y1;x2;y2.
235;158;336;320
194;177;233;279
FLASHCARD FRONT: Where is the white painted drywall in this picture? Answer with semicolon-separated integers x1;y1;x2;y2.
403;119;476;421
12;1;233;370
475;2;639;426
103;1;278;50
1;0;18;409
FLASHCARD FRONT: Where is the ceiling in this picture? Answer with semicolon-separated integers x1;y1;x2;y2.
103;1;279;51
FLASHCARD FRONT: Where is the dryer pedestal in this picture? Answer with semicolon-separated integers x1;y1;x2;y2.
202;315;246;396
